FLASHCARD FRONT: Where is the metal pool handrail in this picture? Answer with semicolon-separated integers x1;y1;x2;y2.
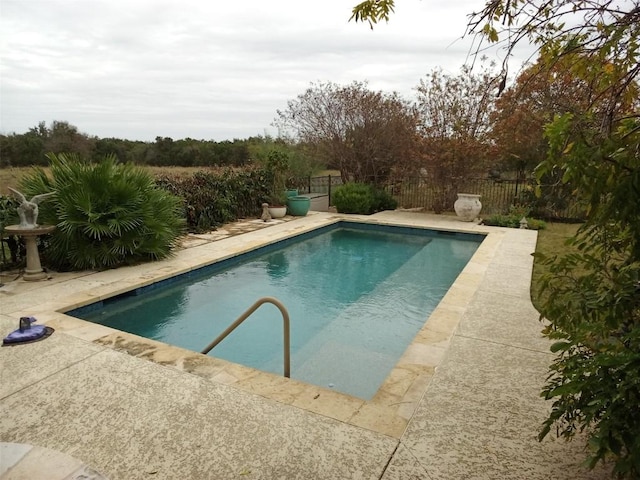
200;296;291;378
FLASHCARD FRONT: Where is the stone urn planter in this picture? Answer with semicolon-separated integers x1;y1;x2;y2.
454;193;482;221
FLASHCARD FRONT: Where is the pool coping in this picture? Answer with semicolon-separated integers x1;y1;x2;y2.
7;212;498;439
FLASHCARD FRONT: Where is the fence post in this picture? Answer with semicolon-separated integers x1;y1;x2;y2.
327;175;332;206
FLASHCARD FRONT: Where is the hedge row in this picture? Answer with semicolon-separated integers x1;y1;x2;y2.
155;168;274;232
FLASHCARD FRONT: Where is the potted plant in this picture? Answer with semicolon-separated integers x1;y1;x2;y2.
265;149;290;218
268;191;288;218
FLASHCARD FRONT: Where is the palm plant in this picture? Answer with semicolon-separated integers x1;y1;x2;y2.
19;153;185;270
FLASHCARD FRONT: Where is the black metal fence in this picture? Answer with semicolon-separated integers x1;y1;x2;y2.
299;175;586;222
295;175;344;199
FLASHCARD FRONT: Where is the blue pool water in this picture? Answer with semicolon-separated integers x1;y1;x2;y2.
73;223;482;399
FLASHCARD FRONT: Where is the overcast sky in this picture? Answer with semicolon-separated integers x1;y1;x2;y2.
0;0;525;142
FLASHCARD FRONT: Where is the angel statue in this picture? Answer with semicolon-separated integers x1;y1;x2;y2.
8;187;56;229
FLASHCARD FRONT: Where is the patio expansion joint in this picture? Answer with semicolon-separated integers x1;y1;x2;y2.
0;345;107;402
454;332;555;356
377;442;401;480
384;441;434;480
476;288;537;303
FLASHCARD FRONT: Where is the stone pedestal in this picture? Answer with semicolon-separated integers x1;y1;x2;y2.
4;224;56;281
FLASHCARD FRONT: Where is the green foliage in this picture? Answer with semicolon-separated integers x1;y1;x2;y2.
466;1;640;474
0;195;22;267
250;139;325;192
482;206;547;230
156;168;272;232
482;214;546;230
0;122;285;168
333;183;374;214
350;0;395;28
536;223;640;477
265;148;290;202
286;146;325;180
534;116;640;477
371;186;398;212
525;218;547;231
269;190;289;207
333;182;397;214
0;121;96;167
515;180;586;221
0;195;19;231
265;148;289;173
133;136;252;167
19;153;186;270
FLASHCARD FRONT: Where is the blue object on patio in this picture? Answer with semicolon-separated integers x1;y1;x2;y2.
2;316;54;346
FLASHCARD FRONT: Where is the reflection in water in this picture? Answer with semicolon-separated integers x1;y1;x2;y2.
98;286;190;339
265;251;289;280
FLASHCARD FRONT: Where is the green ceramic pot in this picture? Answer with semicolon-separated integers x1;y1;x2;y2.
287;196;310;216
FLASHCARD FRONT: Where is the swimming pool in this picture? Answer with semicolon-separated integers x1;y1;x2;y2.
70;222;482;399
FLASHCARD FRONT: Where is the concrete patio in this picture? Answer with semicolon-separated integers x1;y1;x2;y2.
0;211;608;479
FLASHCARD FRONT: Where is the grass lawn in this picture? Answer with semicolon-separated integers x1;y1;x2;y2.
531;222;582;311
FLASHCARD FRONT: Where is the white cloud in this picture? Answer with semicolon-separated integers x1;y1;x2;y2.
0;0;529;141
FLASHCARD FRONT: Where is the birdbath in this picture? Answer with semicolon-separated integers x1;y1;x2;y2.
4;224;56;281
6;187;57;282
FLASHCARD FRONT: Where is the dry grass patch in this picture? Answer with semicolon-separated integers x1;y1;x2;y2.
0;166;228;194
0;167;36;194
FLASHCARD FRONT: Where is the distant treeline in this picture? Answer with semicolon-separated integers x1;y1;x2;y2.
0;120;285;168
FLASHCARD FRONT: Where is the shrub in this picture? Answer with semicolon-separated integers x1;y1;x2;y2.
482;213;520;228
527;218;547;230
333;183;374;214
372;187;398;211
156;168;272;232
19;153;186;270
482;205;546;230
482;214;547;230
333;182;397;214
